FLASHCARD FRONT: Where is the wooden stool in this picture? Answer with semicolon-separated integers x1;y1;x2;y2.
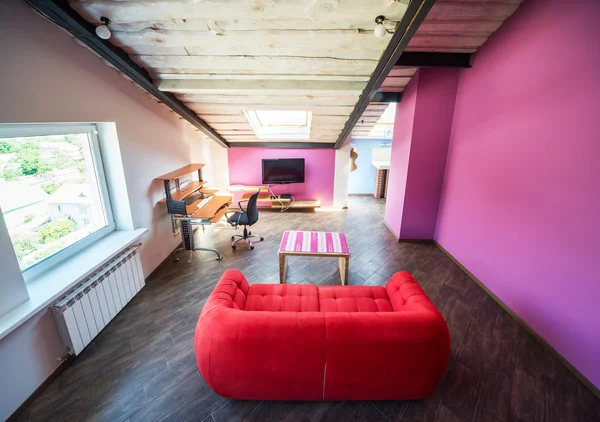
279;231;350;285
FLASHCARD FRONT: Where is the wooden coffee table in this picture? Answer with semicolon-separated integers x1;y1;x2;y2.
279;231;350;285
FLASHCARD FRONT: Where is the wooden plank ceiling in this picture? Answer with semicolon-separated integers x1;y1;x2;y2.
69;0;412;145
351;0;524;139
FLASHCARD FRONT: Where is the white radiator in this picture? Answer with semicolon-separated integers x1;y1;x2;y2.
52;245;145;355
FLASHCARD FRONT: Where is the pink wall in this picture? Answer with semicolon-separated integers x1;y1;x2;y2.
384;73;419;237
435;0;600;388
384;68;458;239
228;148;335;206
402;68;458;239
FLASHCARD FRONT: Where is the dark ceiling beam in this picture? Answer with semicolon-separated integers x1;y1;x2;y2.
228;142;334;149
25;0;229;148
333;0;437;149
371;92;403;103
396;52;472;68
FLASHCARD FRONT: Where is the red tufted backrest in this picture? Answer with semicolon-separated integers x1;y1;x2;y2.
200;268;249;317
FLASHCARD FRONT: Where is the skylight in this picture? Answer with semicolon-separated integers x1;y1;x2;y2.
368;103;396;138
244;110;312;140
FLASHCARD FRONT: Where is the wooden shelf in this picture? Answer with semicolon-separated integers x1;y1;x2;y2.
155;164;204;181
238;186;269;193
271;200;320;209
191;194;233;218
158;181;207;202
241;193;291;203
200;187;219;195
209;206;230;223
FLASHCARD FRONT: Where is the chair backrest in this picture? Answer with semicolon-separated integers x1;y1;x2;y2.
245;190;260;226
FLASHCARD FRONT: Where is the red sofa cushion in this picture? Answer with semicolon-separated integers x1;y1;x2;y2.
195;269;450;401
319;285;393;312
245;283;319;312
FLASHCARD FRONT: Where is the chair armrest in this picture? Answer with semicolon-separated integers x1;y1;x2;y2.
225;210;243;225
237;199;249;212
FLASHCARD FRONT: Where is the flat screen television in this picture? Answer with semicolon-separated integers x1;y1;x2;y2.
262;158;305;184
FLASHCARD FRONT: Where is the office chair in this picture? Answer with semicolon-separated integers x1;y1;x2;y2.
226;190;264;250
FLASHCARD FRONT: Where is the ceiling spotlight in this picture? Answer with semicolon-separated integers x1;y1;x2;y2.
374;15;398;38
95;16;112;40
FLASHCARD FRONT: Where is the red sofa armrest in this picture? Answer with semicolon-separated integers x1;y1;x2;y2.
385;271;439;313
195;269;326;400
195;308;326;400
200;269;249;317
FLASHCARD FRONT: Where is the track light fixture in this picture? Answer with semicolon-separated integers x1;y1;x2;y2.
95;16;112;40
374;15;398;38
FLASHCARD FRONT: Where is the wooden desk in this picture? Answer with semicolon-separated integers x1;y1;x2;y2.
188;194;232;219
172;193;233;263
155;163;229;263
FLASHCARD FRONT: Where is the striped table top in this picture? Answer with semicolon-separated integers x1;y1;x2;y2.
279;231;349;255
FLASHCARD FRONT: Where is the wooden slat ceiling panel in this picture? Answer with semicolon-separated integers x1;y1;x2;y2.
351;102;391;138
69;0;411;145
379;0;524;94
405;0;524;53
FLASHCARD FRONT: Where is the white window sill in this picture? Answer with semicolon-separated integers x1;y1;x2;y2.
0;228;147;341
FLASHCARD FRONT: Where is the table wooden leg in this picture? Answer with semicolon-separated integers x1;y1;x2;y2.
279;254;288;284
339;256;349;286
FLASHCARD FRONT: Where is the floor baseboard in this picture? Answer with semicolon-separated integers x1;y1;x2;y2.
383;220;399;241
433;240;600;400
7;356;74;422
399;239;435;244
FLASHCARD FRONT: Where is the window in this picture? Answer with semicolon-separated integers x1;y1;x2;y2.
0;124;114;281
243;110;312;140
368;103;396;139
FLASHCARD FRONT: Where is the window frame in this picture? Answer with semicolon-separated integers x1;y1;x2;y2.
0;123;116;282
243;110;312;140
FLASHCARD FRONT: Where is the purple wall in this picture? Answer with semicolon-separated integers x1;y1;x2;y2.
384;68;458;239
384;72;419;237
228;148;336;206
435;0;600;388
402;68;459;239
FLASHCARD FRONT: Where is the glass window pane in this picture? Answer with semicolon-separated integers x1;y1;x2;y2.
0;132;109;271
255;110;308;127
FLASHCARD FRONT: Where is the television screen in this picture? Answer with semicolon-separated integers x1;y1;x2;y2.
262;158;305;184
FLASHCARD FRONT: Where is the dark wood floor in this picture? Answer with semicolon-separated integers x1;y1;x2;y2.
18;197;600;422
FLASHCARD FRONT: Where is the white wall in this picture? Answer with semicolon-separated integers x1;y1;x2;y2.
0;210;29;318
0;0;229;419
333;142;351;207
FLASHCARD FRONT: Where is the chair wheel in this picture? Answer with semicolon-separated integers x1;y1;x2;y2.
231;236;235;241
250;245;254;250
249;231;252;235
232;245;236;250
260;237;264;241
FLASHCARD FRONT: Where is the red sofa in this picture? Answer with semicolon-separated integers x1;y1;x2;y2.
194;269;450;401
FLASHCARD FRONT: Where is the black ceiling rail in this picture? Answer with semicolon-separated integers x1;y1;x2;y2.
333;0;437;149
371;92;403;103
25;0;230;148
396;52;472;68
228;142;335;149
